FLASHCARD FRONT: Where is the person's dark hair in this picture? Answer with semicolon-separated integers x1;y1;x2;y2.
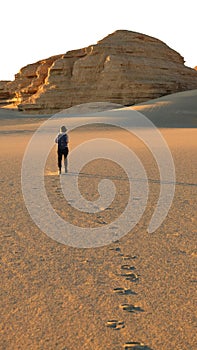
60;125;67;133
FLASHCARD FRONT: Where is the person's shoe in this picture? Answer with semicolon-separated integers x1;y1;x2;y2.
58;169;61;175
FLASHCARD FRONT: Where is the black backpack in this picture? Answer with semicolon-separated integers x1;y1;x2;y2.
58;134;68;151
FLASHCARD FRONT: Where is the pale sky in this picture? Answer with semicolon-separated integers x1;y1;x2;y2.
0;0;196;81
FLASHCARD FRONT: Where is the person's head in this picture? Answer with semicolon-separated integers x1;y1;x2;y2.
60;125;67;133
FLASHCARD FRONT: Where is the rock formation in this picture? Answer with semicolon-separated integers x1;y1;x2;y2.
1;30;197;113
0;81;13;106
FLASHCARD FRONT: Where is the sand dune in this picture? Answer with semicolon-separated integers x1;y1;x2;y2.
132;89;197;127
0;91;196;350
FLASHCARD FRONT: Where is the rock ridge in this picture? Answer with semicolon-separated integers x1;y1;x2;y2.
1;30;197;114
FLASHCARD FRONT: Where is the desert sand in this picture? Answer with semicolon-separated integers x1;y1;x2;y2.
0;91;196;350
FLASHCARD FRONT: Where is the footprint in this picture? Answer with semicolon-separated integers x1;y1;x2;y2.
120;304;144;313
123;342;151;349
121;264;136;271
106;319;125;330
121;272;139;282
123;255;137;260
109;247;121;252
96;219;107;224
113;288;137;295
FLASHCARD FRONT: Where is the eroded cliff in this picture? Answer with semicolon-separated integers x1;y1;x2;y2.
1;30;197;113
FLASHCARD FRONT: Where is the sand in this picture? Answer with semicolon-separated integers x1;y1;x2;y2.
0;92;196;350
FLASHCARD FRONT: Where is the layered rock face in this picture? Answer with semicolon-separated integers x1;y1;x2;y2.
2;30;197;113
0;81;13;106
6;54;63;107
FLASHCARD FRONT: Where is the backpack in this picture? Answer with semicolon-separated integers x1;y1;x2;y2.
58;134;68;151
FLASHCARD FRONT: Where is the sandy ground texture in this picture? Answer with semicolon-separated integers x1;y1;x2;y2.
0;92;197;350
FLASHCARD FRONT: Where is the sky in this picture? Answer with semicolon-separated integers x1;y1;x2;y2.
0;0;196;81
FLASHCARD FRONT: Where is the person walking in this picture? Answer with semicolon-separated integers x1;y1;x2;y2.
55;126;69;174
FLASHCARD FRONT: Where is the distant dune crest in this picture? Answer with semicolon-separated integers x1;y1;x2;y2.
1;30;197;114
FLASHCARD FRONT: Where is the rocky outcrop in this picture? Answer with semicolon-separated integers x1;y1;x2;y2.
2;30;197;113
6;54;63;107
0;81;13;105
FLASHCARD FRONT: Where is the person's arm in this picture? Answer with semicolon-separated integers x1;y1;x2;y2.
55;134;59;143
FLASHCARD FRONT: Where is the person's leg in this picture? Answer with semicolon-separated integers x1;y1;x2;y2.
63;148;69;173
64;158;68;173
58;150;62;174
